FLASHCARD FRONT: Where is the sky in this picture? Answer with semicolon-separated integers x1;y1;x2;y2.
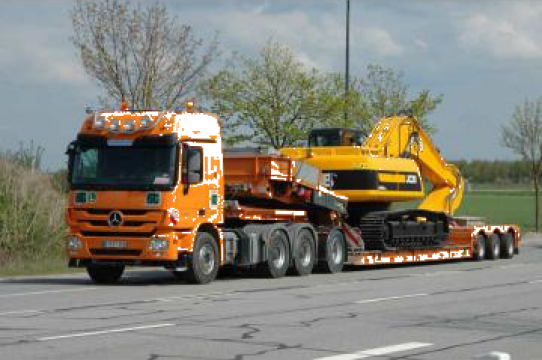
1;0;541;170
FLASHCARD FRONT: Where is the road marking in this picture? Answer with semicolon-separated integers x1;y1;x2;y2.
0;287;98;298
315;342;432;360
0;310;42;316
529;279;542;284
355;293;428;304
38;323;175;341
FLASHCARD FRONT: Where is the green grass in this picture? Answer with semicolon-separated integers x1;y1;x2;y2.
457;190;536;230
0;257;83;277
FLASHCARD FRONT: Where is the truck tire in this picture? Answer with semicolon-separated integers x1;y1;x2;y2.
486;233;500;260
291;229;316;276
473;235;486;261
187;231;219;284
320;230;346;273
86;263;124;284
265;229;290;278
500;233;514;259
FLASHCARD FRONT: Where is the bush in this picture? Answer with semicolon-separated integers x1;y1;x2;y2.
0;157;67;266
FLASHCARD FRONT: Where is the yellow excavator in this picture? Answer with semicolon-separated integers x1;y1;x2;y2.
281;115;464;251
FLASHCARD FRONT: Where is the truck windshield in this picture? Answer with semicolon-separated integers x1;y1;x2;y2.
70;145;177;190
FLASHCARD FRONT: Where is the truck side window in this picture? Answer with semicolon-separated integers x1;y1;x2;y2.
187;147;203;183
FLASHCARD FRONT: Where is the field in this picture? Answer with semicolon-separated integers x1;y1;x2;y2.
457;190;536;230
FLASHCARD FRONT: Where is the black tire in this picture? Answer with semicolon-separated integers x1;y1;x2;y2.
486;233;500;260
86;263;125;284
500;233;514;259
265;229;290;278
473;235;486;261
320;230;346;273
291;229;316;276
186;232;219;284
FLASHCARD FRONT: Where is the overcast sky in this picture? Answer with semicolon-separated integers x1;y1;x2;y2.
1;0;541;170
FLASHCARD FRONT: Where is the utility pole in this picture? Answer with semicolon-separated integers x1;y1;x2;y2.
344;0;350;122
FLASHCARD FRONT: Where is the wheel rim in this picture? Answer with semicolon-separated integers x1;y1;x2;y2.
494;242;499;256
272;239;286;269
298;239;312;267
198;243;215;275
331;237;343;264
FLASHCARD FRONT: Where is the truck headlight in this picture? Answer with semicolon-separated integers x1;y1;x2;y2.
67;236;83;249
149;238;169;251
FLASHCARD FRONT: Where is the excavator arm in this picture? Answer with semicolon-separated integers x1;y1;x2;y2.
365;116;464;215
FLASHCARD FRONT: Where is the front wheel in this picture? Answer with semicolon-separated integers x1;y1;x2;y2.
86;263;125;284
186;232;219;284
265;229;290;278
473;235;486;261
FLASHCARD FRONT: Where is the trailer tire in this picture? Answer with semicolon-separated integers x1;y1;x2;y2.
186;231;219;284
86;263;124;284
265;229;290;278
486;233;500;260
500;233;514;259
473;235;486;261
320;230;346;273
292;229;316;276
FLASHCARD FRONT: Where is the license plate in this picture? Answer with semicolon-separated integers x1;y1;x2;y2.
102;240;127;248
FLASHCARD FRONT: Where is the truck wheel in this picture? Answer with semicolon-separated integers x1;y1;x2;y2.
86;263;124;284
500;233;514;259
187;232;219;284
320;230;346;273
473;235;485;261
265;229;290;278
486;233;500;260
292;229;316;276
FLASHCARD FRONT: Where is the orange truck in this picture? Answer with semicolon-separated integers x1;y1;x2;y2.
65;102;520;284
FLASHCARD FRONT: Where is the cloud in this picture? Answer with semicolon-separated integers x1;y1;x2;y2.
186;4;403;71
457;3;542;59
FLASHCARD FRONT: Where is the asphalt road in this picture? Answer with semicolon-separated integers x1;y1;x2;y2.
1;235;541;360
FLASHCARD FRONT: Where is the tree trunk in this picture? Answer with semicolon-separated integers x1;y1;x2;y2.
535;176;539;232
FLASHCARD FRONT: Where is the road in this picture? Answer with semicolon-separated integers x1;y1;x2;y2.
1;235;541;360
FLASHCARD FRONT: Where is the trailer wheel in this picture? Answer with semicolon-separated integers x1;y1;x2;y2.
486;233;500;260
473;235;486;261
500;233;514;259
292;229;316;276
86;263;124;284
187;231;219;284
320;230;346;273
265;229;290;278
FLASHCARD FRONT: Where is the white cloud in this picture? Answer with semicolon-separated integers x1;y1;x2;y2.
457;3;542;58
189;5;403;71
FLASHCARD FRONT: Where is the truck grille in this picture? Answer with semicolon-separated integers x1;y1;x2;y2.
73;208;163;235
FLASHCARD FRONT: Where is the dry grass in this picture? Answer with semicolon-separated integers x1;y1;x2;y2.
0;158;67;270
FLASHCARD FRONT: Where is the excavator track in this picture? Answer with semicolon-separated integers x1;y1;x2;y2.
359;210;449;251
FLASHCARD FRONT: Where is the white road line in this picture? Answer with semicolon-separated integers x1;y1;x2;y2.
355;293;428;304
529;279;542;284
0;310;42;316
0;287;98;298
38;323;175;341
315;342;432;360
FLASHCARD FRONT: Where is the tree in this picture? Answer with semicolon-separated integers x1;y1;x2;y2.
71;0;218;109
502;97;542;231
201;41;361;148
356;64;443;132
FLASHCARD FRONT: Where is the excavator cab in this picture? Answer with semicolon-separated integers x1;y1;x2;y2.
308;128;363;147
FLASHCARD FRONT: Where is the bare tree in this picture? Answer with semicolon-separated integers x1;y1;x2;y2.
71;0;218;109
502;97;542;231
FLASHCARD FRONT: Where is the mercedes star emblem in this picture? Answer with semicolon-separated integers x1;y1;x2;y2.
108;211;123;227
